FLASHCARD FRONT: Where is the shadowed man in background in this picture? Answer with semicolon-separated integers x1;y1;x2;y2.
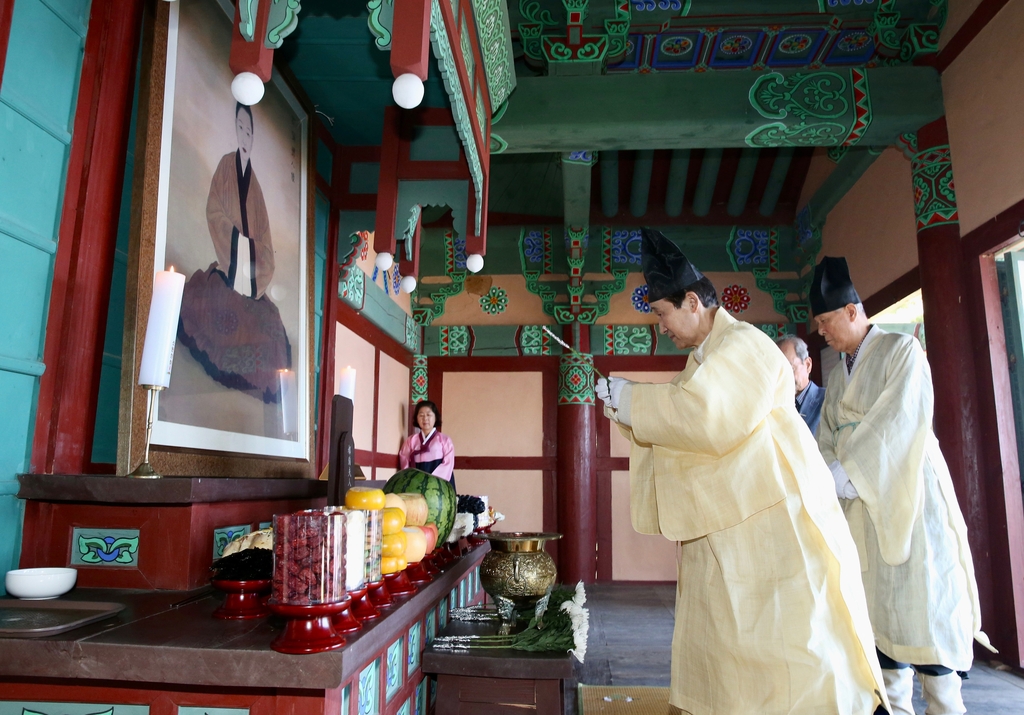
776;335;825;435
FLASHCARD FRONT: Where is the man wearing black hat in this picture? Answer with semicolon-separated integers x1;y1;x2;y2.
811;256;991;715
595;229;887;715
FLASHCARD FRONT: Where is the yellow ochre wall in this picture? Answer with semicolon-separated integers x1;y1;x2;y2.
943;0;1024;235
822;1;1024;300
820;148;919;298
441;372;546;533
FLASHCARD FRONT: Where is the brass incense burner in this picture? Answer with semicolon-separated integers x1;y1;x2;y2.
479;532;561;626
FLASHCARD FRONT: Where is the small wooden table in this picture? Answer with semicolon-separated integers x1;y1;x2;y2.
422;618;577;715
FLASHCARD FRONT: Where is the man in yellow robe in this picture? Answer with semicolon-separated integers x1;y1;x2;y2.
597;229;887;715
812;256;991;715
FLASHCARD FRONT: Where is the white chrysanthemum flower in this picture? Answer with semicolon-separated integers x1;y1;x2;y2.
573;581;587;608
570;618;589;663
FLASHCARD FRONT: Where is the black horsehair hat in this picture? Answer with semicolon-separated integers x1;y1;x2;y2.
640;227;706;303
810;256;861;315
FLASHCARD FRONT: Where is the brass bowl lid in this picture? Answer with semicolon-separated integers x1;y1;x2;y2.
480;531;562;552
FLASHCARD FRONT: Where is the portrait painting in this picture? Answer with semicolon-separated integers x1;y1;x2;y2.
146;0;310;460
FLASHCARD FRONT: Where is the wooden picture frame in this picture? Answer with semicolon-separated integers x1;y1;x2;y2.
118;0;316;478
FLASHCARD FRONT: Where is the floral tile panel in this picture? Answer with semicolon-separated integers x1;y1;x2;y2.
358;658;380;715
385;637;403;701
70;528;140;567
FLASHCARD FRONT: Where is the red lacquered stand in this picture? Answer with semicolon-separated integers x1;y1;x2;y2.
367;578;393;608
331;595;361;634
384;570;418;596
267;600;348;654
405;560;431;585
421;551;441;576
349;585;379;621
212;579;272;620
436;543;459;568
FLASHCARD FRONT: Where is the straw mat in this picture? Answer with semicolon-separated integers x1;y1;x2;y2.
579;685;674;715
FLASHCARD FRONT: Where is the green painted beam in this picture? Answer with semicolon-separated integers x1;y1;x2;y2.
601;151;619;218
806;147;882;226
692;149;723;218
562;153;593;228
664;149;690;218
497;67;943;153
758;148;794;217
727;148;760;217
630;150;654;218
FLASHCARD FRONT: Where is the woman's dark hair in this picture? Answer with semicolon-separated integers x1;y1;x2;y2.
235;102;254;129
665;277;719;309
414;400;441;430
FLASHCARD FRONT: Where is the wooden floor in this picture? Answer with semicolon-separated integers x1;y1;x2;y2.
581;583;1024;714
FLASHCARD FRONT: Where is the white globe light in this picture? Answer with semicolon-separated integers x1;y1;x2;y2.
392;73;425;109
231;72;265;106
466;253;485;273
375;252;394;271
400;275;418;293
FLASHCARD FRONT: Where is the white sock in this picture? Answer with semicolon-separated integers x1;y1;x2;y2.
918;672;966;715
882;667;916;715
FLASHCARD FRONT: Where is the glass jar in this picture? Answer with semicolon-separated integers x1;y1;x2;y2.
271;509;346;605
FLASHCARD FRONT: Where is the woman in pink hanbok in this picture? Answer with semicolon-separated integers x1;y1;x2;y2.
399;400;456;491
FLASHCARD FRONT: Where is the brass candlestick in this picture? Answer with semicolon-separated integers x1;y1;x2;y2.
128;384;164;479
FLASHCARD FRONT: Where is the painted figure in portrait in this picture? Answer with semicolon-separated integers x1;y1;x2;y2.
177;101;291;404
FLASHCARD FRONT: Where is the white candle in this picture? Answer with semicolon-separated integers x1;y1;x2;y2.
338;366;356;401
138;268;186;388
278;369;297;437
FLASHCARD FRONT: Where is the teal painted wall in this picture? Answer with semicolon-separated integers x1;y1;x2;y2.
0;0;92;588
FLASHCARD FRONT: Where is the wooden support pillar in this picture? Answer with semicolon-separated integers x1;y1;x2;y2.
912;117;995;639
556;350;597;584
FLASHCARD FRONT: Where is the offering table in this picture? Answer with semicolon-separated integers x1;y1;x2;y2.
0;535;486;715
422;619;577;715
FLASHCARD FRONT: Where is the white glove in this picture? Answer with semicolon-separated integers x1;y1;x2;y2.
595;377;611;404
829;460;860;499
608;377;630;411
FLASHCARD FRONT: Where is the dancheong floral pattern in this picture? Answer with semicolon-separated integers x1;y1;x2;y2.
719;35;753;56
778;34;812;54
479;286;508;315
721;284;751;314
632;284;651;313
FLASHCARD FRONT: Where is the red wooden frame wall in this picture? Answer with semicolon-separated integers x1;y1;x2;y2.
427;353;686;579
30;0;145;475
316;123;416;479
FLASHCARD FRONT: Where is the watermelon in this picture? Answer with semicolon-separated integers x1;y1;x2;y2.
383;469;457;544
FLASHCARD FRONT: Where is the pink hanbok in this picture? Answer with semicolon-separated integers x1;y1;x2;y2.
399;429;455;487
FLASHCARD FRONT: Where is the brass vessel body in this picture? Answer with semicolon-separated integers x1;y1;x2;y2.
479;532;561;609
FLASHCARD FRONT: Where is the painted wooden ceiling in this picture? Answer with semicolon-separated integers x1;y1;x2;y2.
285;0;945;325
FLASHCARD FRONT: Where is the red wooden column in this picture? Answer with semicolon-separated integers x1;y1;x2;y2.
912;118;995;631
555;329;597;584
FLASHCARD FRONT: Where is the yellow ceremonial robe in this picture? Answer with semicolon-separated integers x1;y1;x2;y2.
818;328;989;670
610;309;886;715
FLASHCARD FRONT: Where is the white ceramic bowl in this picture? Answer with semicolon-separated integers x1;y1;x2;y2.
5;567;77;599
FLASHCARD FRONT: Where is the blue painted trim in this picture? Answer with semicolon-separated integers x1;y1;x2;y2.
0;219;58;255
101;352;123;369
0;354;47;377
0;480;20;497
0;94;74;145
